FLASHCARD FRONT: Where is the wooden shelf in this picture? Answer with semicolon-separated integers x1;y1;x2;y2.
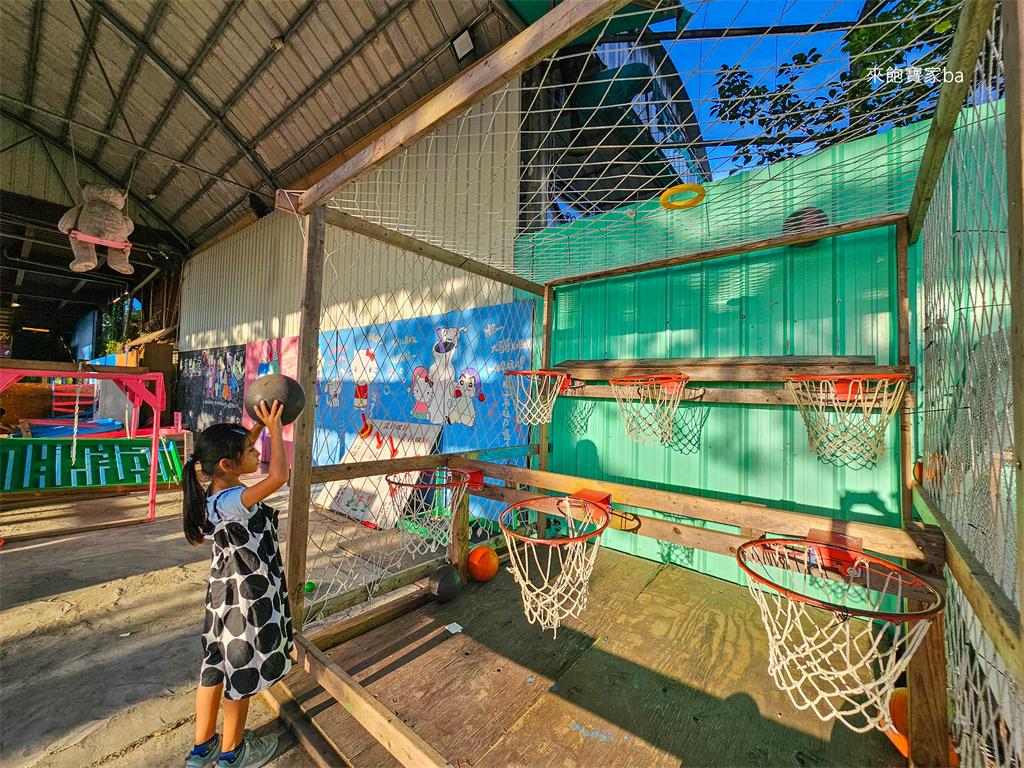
553;355;914;383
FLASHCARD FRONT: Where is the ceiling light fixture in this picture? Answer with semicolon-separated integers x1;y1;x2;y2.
10;302;19;308
22;327;49;333
452;29;474;61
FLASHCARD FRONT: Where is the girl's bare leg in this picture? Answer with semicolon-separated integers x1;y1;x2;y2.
222;696;251;752
195;684;222;745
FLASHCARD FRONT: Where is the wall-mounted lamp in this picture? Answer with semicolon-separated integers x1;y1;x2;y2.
452;29;474;61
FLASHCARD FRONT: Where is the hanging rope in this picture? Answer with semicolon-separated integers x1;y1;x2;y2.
70;362;84;466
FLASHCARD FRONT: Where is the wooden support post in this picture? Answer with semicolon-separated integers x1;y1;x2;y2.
537;284;555;538
450;490;471;584
293;634;454;768
907;0;998;243
1005;0;1024;678
897;218;914;526
287;205;327;633
908;609;951;768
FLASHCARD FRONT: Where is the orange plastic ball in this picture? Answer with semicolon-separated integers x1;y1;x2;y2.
468;545;499;582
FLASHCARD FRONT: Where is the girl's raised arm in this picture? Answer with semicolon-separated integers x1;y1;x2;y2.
241;400;290;508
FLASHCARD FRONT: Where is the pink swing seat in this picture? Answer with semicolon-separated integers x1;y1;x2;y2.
70;230;132;253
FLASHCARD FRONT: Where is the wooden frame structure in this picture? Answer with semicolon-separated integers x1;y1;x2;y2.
263;1;1024;766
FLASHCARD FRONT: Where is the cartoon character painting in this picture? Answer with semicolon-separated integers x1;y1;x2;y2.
427;326;467;424
257;343;280;377
408;366;431;420
204;351;216;398
325;378;344;407
351;349;378;409
448;368;485;427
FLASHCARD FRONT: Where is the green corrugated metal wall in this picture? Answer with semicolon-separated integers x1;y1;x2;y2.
539;127;932;586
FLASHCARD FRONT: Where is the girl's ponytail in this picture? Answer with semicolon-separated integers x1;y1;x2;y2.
182;456;209;546
180;422;248;546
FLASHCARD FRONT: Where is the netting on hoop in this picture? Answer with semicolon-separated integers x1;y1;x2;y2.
663;396;710;455
500;497;609;637
562;380;595;435
610;375;689;446
505;371;568;426
385;469;469;557
738;539;942;733
787;376;907;469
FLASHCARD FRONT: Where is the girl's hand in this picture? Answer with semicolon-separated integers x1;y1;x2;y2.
254;399;285;433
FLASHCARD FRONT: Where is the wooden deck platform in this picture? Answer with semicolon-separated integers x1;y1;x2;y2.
281;548;903;767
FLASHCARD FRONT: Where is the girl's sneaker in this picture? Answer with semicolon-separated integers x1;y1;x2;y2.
217;732;279;768
184;734;221;768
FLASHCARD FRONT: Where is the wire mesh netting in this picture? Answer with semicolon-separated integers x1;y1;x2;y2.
300;224;540;622
321;0;961;284
919;6;1019;765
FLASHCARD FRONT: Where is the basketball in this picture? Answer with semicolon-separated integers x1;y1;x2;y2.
428;564;462;603
889;687;908;736
468;545;500;581
245;374;306;426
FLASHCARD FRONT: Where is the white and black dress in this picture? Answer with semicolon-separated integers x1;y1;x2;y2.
199;487;293;699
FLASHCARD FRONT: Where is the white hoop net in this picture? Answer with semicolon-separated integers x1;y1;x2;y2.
609;375;688;446
563;380;596;436
739;539;943;733
787;376;907;469
385;469;470;557
500;497;609;638
505;372;568;426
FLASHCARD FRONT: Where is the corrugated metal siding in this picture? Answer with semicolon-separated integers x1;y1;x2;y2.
178;210;304;351
550;226;904;584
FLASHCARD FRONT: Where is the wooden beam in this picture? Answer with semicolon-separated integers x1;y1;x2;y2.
547;214;904;287
309;444;538;485
323;209;544;296
293;633;454;768
555;358;912;382
913;485;1023;685
451;491;471;584
453;459;944;563
0;359;148;374
284;0;632;214
262;683;354;768
0;517;150;544
1006;0;1024;678
0;482;179;509
305;587;432;652
907;0;998;243
288;206;326;632
897;218;914;526
908;608;951;768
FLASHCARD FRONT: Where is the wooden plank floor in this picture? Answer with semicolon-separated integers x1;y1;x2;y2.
281;549;903;767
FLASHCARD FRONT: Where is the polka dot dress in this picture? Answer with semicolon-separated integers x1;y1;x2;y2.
200;487;293;700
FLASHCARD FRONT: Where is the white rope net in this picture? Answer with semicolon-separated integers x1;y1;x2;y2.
919;7;1020;764
562;380;596;436
321;0;960;284
787;376;907;469
610;375;689;446
385;469;470;557
505;371;568;426
739;539;942;733
500;497;609;637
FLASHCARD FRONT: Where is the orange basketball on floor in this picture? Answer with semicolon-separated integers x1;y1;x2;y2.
468;545;499;582
889;687;909;736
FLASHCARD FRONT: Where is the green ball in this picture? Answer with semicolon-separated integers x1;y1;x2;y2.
428;565;462;603
305;581;316;593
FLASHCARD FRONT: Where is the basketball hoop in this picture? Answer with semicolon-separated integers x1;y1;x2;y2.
787;374;908;469
499;496;610;637
737;534;944;733
504;370;570;426
609;374;689;446
385;468;470;556
562;379;596;436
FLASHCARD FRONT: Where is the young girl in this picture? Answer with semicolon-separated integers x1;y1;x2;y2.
182;400;292;768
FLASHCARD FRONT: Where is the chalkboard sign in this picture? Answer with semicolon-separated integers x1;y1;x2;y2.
177;345;246;432
0;438;182;492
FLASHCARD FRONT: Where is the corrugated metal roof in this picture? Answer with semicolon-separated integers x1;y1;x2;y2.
0;0;520;249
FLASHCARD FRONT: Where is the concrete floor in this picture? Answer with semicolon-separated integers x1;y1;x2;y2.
0;490;316;768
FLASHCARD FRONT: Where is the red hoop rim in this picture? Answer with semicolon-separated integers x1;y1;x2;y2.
736;538;944;621
785;374;910;382
504;370;570;378
499;496;610;546
384;468;471;489
608;373;690;386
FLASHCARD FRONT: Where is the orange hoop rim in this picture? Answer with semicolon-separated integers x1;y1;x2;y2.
608;373;690;386
384;468;471;489
736;538;944;622
504;370;571;390
499;496;610;546
786;374;910;382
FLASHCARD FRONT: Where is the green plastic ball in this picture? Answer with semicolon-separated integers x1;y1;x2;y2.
305;581;316;593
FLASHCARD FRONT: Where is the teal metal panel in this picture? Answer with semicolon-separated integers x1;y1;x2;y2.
549;224;906;585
